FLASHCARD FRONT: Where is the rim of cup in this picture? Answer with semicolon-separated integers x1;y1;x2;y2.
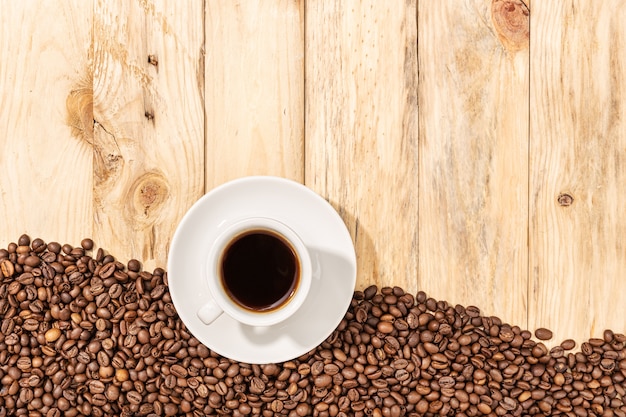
204;217;312;327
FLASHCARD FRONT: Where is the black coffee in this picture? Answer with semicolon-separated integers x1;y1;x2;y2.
220;229;299;312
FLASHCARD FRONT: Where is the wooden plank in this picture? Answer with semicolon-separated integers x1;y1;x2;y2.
0;1;93;246
529;1;626;345
418;0;529;327
93;0;205;270
305;1;419;291
205;0;304;187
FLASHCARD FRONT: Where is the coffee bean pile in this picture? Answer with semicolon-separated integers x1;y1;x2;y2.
1;235;626;417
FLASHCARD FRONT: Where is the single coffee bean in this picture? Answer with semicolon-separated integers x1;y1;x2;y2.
324;363;340;375
363;285;378;300
99;262;116;279
1;259;15;277
95;293;110;308
161;327;175;339
438;375;455;389
535;327;553;340
115;368;130;382
18;388;34;404
215;381;228;396
600;358;616;372
142;310;157;323
126;390;142;405
550;345;565;358
106;283;121;298
355;307;368;323
127;259;141;272
314;374;332;388
46;241;61;253
88;380;106;394
377;321;394;334
195;384;209;399
16;357;32;371
22;319;39;332
581;342;593;355
105;384;120;402
171;364;188;378
81;238;94;250
150;284;166;300
17;234;31;246
499;326;515;342
62;388;77;402
163;302;177;317
561;339;576;350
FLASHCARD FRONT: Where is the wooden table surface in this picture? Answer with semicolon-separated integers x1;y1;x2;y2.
1;0;625;349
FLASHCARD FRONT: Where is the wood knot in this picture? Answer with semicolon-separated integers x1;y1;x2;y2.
491;0;529;52
66;76;94;144
557;193;574;207
125;172;170;227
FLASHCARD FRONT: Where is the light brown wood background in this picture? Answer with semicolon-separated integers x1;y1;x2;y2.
1;0;625;348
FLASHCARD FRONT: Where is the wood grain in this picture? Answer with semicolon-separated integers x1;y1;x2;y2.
0;1;93;246
418;0;529;327
205;0;304;188
305;1;419;291
92;0;205;270
529;0;626;345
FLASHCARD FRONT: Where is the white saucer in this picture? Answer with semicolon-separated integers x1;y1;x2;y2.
168;176;357;364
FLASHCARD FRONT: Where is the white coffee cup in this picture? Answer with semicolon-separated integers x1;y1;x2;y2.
197;217;312;327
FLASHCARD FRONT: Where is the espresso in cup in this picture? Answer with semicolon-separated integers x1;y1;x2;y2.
198;217;312;327
220;229;300;312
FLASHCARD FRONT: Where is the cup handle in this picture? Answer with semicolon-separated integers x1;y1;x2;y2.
197;298;223;325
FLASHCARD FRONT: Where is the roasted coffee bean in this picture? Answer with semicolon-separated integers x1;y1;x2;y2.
535;327;553;340
377;321;394;334
1;318;14;335
126;390;142;405
108;284;123;301
142;310;157;323
89;380;106;394
95;293;110;308
561;338;576;350
150;284;166;300
170;364;188;378
363;285;377;300
81;238;94;250
16;357;31;371
163;302;177;317
97;351;110;367
22;319;39;332
550;345;565;358
1;258;15;277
